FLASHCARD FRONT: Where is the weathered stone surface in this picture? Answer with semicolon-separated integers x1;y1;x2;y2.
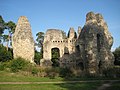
41;12;114;74
77;26;81;37
40;28;79;67
77;12;114;74
12;12;114;75
12;16;34;63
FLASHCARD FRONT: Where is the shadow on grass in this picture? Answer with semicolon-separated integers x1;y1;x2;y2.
54;82;102;90
106;81;120;90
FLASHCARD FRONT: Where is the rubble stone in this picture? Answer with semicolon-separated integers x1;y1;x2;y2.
12;16;34;63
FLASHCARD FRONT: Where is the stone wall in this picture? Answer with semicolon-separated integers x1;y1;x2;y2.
40;28;79;67
12;12;114;75
12;16;34;63
77;12;114;74
41;12;114;75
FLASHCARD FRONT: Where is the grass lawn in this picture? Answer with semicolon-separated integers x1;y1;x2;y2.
0;71;120;82
0;71;64;82
0;71;120;90
107;81;120;90
0;82;120;90
0;82;102;90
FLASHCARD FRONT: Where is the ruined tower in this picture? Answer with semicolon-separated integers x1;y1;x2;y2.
77;12;114;74
40;28;78;67
12;16;34;63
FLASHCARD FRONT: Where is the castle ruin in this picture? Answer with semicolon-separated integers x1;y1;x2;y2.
12;12;114;74
40;12;114;74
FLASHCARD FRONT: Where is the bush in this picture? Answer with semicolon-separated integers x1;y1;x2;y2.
0;61;11;71
34;50;42;65
10;57;29;72
0;62;5;70
113;46;120;65
0;44;13;62
102;66;120;78
45;67;60;78
31;67;39;76
59;67;73;78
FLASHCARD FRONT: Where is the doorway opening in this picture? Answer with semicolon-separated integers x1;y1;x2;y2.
51;48;60;67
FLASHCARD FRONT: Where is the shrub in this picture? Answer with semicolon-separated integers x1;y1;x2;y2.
10;57;29;72
59;67;73;78
31;67;39;76
102;66;120;78
113;46;120;65
0;61;11;71
0;44;13;62
45;67;60;78
0;62;5;70
34;50;42;65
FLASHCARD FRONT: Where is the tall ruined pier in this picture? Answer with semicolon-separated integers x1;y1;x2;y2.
12;16;34;63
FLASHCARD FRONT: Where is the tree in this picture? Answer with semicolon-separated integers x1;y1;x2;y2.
51;48;60;67
4;21;16;50
36;32;44;54
35;32;44;64
0;44;13;62
113;46;120;65
34;50;43;65
36;32;44;48
0;15;5;44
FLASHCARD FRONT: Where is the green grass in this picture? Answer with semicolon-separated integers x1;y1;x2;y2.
107;81;120;90
0;82;120;90
0;71;120;90
0;82;102;90
0;71;120;82
0;71;64;82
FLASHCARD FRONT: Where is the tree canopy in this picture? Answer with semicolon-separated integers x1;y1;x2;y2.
113;46;120;65
36;32;44;48
0;15;5;43
0;15;16;48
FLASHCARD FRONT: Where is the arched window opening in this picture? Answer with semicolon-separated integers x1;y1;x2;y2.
64;47;69;54
51;48;60;67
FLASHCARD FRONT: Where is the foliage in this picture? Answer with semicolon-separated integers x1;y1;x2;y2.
35;32;44;63
0;62;5;70
45;67;60;78
59;68;73;78
0;15;16;50
0;15;5;43
5;21;16;34
36;32;44;48
4;21;16;50
10;57;29;72
102;66;120;78
0;44;13;62
0;61;11;71
34;50;42;65
113;46;120;65
31;67;39;75
51;48;60;67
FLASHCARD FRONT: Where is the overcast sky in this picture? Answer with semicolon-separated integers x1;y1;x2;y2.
0;0;120;51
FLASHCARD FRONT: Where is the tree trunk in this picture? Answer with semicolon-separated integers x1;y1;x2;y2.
6;32;10;51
